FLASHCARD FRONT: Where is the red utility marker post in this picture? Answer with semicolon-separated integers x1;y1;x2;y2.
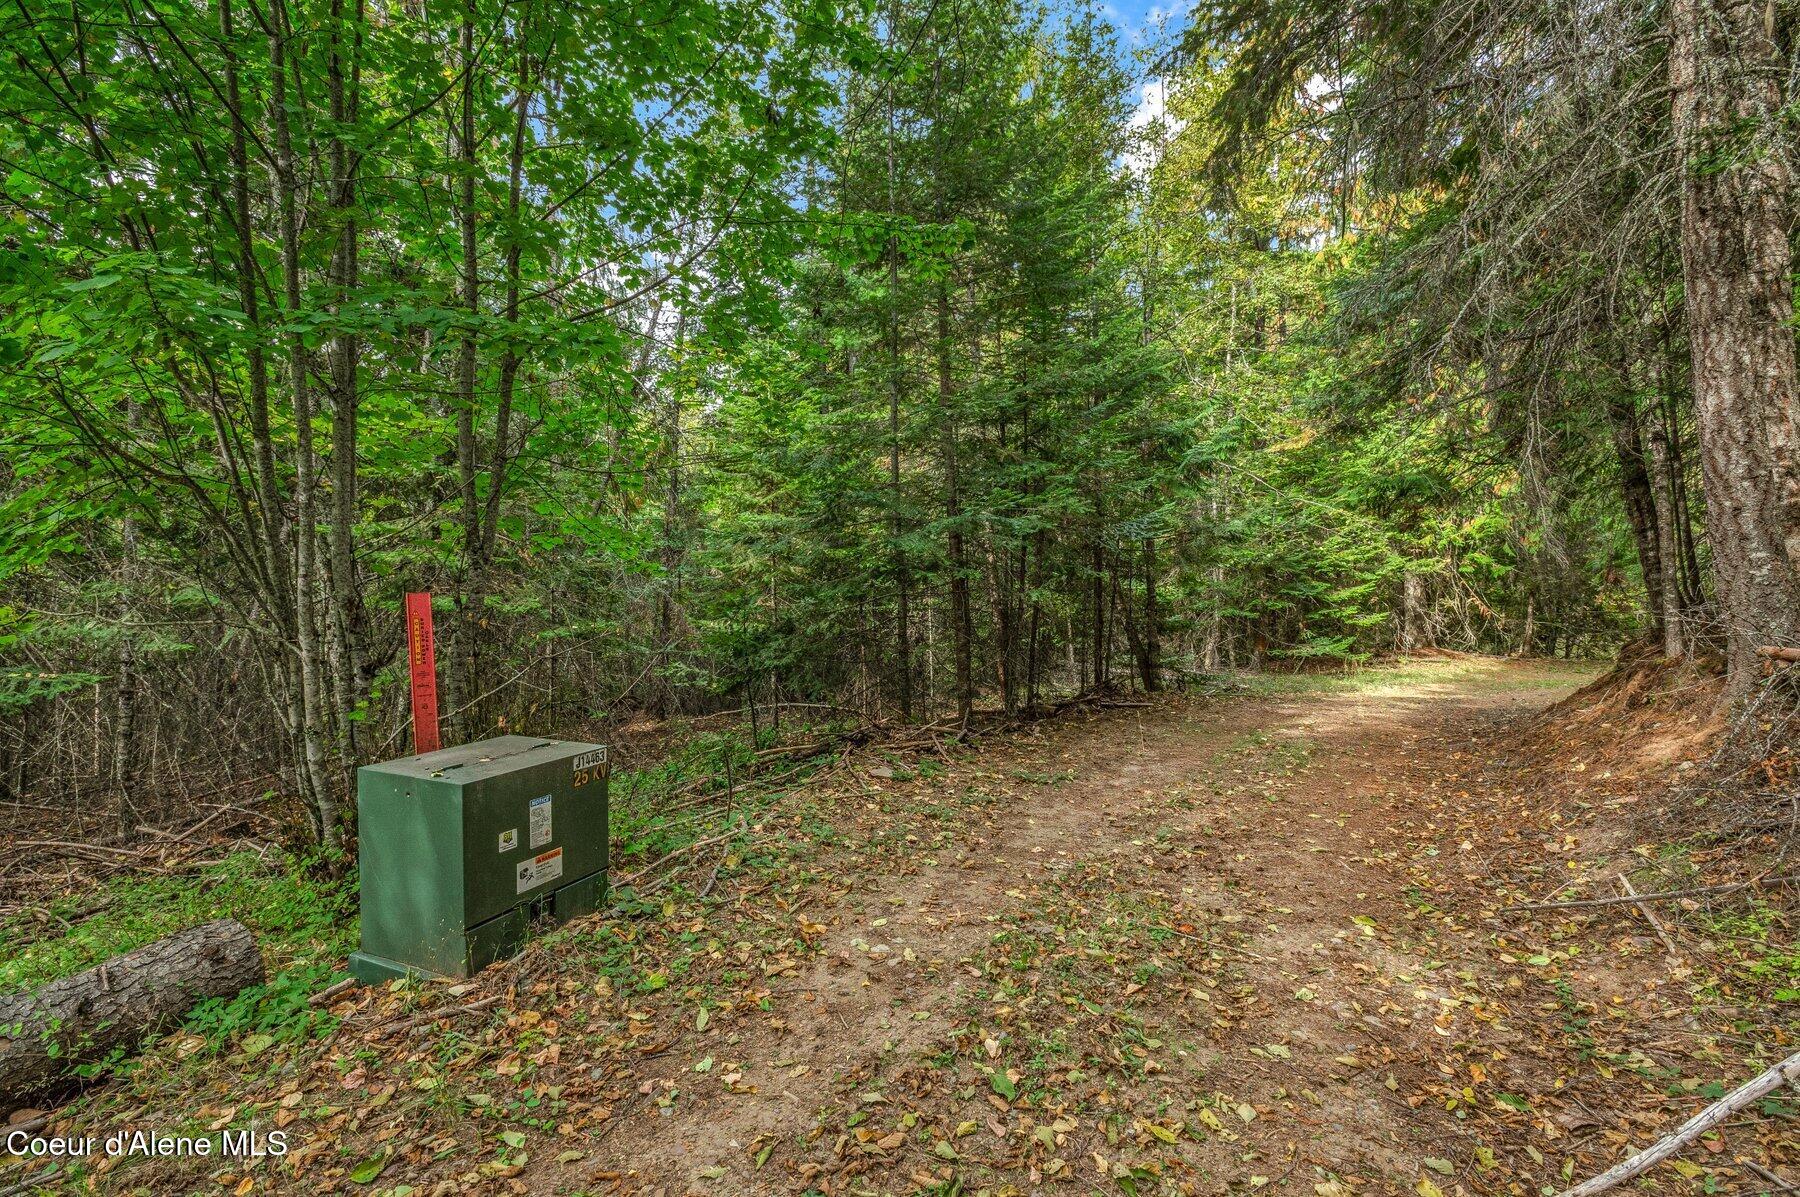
405;592;442;755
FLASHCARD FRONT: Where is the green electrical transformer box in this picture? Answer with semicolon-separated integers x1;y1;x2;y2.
349;735;610;983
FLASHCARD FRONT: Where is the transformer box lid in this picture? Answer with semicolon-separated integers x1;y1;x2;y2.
361;734;596;785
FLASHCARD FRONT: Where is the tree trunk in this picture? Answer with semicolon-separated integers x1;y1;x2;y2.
1089;545;1106;689
1398;570;1431;652
655;308;690;716
451;0;481;743
1118;570;1153;693
1668;0;1800;691
0;920;263;1103
1201;610;1222;672
268;0;340;848
938;283;973;728
1605;394;1667;638
324;0;367;775
1644;411;1689;658
1140;537;1161;691
1025;528;1045;707
885;3;913;724
991;544;1015;713
219;0;289;621
470;26;538;722
111;408;142;839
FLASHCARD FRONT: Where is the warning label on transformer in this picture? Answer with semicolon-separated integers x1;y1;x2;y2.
516;846;563;893
529;794;552;848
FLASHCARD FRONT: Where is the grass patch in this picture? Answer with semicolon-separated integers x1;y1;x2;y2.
0;849;355;995
608;719;850;876
0;850;356;1095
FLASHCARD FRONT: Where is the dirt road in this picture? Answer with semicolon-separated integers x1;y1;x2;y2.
563;658;1679;1197
49;656;1774;1197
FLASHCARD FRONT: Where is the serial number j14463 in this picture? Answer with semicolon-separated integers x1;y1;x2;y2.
571;747;607;789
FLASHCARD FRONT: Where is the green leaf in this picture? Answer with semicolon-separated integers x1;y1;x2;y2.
348;1154;387;1184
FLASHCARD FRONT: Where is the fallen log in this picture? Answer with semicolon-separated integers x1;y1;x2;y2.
1758;646;1800;664
0;918;263;1104
1556;1050;1800;1197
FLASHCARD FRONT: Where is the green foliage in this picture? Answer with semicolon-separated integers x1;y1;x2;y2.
1137;37;1648;665
0;0;1667;853
182;962;345;1055
0;0;881;834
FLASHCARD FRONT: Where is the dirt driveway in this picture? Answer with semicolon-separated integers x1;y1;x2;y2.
44;656;1785;1197
558;657;1710;1197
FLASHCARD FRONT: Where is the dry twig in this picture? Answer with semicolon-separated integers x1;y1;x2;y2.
1502;874;1800;914
1617;872;1679;957
368;995;501;1040
1555;1051;1800;1197
308;976;359;1007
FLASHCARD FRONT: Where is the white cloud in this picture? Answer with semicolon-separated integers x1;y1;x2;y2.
1129;77;1169;130
1122;77;1184;176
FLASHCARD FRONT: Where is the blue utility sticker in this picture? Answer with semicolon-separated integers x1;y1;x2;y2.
529;794;552;848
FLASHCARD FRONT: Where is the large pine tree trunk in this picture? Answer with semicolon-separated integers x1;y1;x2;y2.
0;921;263;1103
1669;0;1800;691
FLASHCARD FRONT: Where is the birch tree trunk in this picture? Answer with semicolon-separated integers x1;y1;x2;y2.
269;0;340;847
